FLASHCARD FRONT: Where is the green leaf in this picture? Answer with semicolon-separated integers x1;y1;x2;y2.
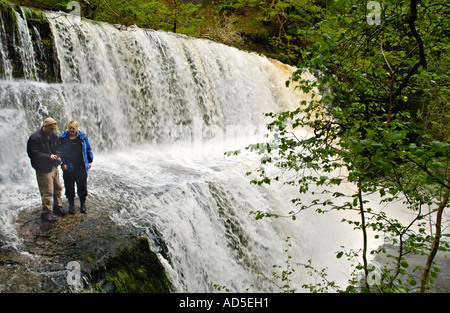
425;175;436;185
431;141;449;153
371;143;383;150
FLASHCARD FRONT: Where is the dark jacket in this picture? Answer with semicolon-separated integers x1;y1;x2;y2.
60;130;93;173
27;128;62;173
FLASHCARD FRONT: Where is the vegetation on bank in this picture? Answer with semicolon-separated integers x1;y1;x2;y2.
229;0;449;293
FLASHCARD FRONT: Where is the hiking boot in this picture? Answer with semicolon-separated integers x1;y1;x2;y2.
68;202;76;214
80;203;87;214
53;206;67;216
41;211;57;222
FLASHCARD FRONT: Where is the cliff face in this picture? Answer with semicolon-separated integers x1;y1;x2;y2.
0;198;172;293
0;1;60;81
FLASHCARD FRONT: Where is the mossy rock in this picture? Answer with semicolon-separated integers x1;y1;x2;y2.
5;197;173;293
0;0;61;81
89;237;173;293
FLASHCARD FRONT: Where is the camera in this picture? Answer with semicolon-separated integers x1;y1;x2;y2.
54;157;62;166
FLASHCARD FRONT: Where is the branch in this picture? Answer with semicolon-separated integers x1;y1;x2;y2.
381;39;396;128
390;0;427;102
404;155;450;190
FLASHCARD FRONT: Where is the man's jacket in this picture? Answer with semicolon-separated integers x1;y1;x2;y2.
27;128;62;173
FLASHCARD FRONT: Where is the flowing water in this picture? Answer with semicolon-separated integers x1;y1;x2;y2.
0;8;374;292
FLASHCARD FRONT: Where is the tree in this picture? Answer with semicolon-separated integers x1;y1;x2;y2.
217;0;325;64
64;0;202;36
231;0;449;292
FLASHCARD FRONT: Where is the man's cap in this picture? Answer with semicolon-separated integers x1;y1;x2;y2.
43;117;57;126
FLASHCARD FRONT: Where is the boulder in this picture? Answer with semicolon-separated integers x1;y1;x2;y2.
0;200;172;293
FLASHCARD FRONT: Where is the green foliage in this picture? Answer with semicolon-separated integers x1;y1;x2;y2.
230;0;449;293
81;0;204;36
216;0;326;64
6;0;205;37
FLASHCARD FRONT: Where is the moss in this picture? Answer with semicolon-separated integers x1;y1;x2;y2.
0;0;61;81
0;0;17;24
89;237;173;293
0;1;20;78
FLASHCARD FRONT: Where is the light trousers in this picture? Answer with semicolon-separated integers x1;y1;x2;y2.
36;167;62;212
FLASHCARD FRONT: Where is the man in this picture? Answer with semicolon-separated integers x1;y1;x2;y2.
27;117;67;222
60;120;93;214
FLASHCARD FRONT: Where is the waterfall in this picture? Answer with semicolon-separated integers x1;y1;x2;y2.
0;6;362;292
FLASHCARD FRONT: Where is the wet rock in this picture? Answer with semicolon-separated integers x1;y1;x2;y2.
90;237;173;293
0;198;171;293
373;244;450;293
0;1;61;82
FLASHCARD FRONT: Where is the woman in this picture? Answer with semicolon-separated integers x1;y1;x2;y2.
60;120;93;214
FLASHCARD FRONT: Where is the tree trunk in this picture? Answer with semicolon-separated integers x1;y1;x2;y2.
420;179;449;293
358;177;370;292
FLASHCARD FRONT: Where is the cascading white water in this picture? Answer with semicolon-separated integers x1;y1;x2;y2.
0;9;365;292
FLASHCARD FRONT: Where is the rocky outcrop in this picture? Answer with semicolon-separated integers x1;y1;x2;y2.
0;200;172;293
0;0;61;81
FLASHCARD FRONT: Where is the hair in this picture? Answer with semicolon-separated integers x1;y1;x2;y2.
66;120;79;134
